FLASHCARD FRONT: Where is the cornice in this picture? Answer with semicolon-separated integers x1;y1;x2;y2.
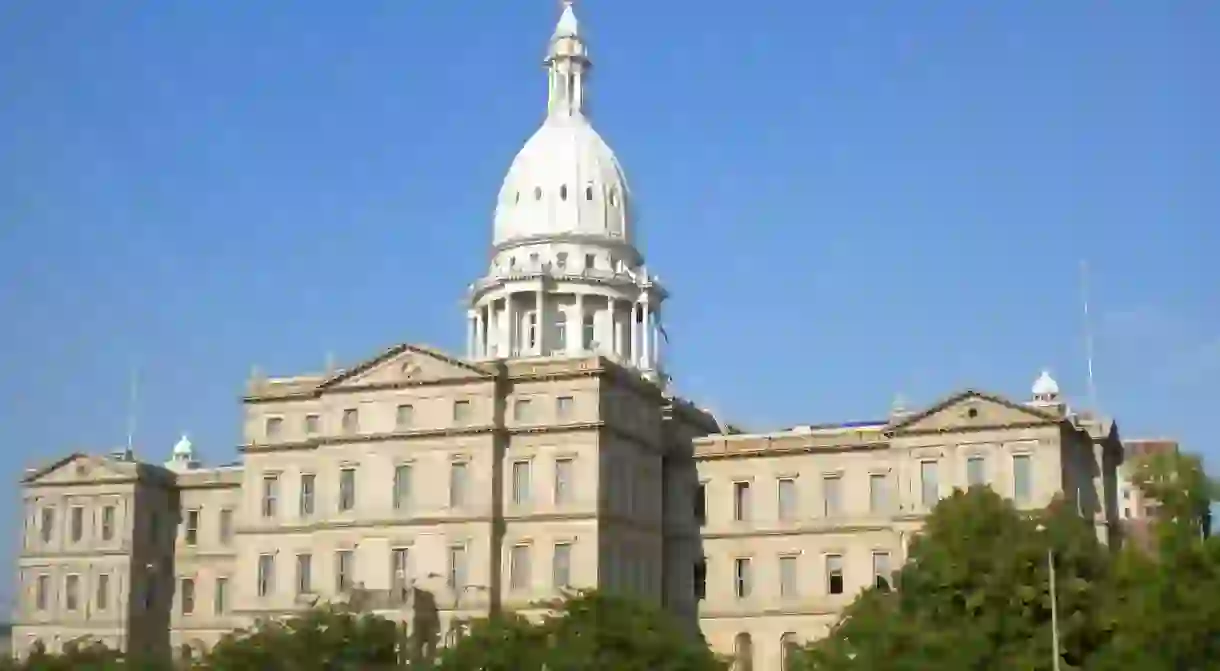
887;419;1058;438
694;440;890;462
700;520;894;540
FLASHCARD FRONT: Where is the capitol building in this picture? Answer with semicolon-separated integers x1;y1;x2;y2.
12;4;1127;669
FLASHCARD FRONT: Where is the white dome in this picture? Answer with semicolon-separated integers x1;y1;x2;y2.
172;433;194;458
493;114;631;246
1032;370;1060;397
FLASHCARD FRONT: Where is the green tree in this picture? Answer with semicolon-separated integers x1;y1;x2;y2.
1092;451;1220;671
436;590;727;671
792;487;1113;671
201;605;401;671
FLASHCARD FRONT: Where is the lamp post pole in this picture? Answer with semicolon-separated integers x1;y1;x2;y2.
1047;546;1061;671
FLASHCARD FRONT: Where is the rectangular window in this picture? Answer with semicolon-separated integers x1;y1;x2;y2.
395;404;414;429
215;577;229;614
35;575;48;610
304;414;320;435
967;456;986;487
300;474;316;517
180;578;196;615
581;314;595;349
823;475;842;516
873;552;893;591
920;461;939;508
1013;454;1032;504
296;553;312;595
693;559;707;601
552;543;572;588
449;462;468;508
265;417;283;439
220;509;234;545
452;400;471;424
391;548;410;586
695;483;707;526
257;554;274;597
393;464;413;511
826;554;844;595
65;575;80;611
733;481;751;522
778;478;798;521
261;474;279;518
554;458;573;506
733;557;751;598
584;253;596;270
96;574;110;611
556;396;574;419
70;506;84;543
40;508;54;543
512;460;532;506
448;546;467;591
513;399;532;422
185;509;199;546
341;408;359;433
338;468;356;512
869;474;888;513
101;505;115;541
510;545;531;591
335;550;354;592
779;555;798;598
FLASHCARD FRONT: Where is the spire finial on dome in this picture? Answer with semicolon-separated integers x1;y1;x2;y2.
554;0;579;39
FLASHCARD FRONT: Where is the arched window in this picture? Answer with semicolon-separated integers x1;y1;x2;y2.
733;632;753;671
560;184;568;200
533;187;542;200
780;633;799;670
585;185;594;201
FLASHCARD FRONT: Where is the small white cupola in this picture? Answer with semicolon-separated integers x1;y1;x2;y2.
1030;370;1061;406
165;433;201;472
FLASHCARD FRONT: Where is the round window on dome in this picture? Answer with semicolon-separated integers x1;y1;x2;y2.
560;185;568;201
533;187;542;200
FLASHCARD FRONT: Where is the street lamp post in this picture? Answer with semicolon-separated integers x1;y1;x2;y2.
1036;525;1061;671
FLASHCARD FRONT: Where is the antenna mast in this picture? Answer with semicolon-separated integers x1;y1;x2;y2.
1081;260;1098;411
125;366;139;460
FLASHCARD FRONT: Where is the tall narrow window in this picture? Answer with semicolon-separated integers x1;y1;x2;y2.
556;396;573;419
581;314;595;349
341;408;359;433
70;506;84;543
733;481;751;522
552;543;572;588
215;577;229;614
219;509;233;545
554;311;568;350
393;464;413;511
65;575;80;611
826;555;844;595
338;468;356;512
512;460;532;506
779;555;798;597
395;404;414;429
525;312;539;350
554;458;573;506
180;578;195;615
733;557;751;598
450;462;468;508
257;554;274;598
510;544;531;591
448;546;467;591
823;475;843;516
693;558;707;601
261;475;279;518
185;510;199;546
296;553;312;595
584;253;596;270
967;456;986;487
869;473;888;513
300;474;316;517
335;550;354;592
35;575;48;610
920;461;939;508
694;483;707;526
873;552;893;591
778;478;798;521
96;574;110;611
101;505;115;541
391;548;410;589
40;508;54;543
1013;454;1032;504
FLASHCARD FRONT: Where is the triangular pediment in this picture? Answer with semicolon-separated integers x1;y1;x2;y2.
889;389;1058;434
318;343;491;390
22;453;136;485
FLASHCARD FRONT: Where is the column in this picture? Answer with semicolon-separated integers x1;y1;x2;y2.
640;295;651;371
475;306;486;359
466;310;476;359
612;299;624;360
504;293;515;357
651;307;661;370
630;299;640;366
536;286;546;355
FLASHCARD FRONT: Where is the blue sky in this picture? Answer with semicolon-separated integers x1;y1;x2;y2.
1;0;1216;602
